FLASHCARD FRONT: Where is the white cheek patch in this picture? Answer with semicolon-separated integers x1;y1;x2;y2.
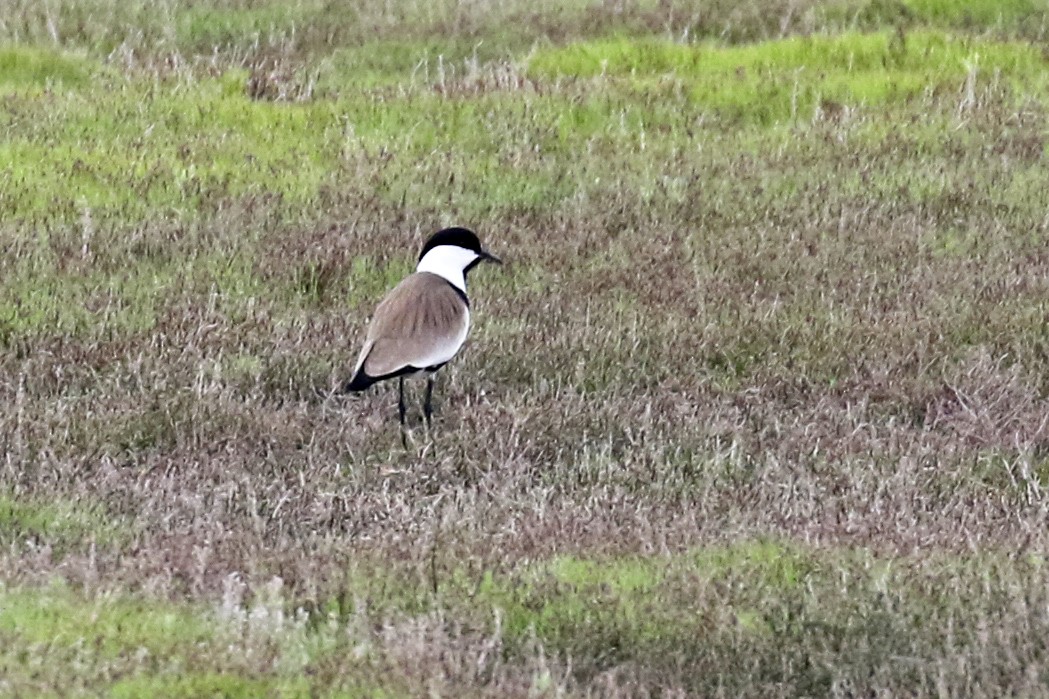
416;246;479;292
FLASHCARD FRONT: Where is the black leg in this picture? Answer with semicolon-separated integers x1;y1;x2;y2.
423;375;435;427
398;376;407;426
398;376;408;447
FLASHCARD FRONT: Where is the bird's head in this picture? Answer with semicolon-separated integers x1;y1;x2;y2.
416;227;502;283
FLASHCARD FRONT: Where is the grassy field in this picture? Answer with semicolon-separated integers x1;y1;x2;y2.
2;0;1049;695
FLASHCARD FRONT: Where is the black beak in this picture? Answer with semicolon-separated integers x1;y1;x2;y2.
480;250;502;265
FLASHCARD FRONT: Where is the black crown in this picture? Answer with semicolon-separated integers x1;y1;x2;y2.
418;227;482;261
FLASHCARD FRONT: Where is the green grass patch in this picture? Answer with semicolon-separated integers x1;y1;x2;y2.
322;39;510;91
0;582;396;697
4;543;1042;695
0;269;159;340
527;31;1049;124
828;0;1049;35
469;541;818;656
5;31;1042;226
903;0;1044;28
0;65;580;224
330;540;1043;694
109;673;309;699
177;1;327;51
0;71;338;224
0;46;94;89
0;248;264;339
0;493;128;551
0;582;213;655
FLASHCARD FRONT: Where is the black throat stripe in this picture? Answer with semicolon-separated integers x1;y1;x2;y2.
443;279;470;308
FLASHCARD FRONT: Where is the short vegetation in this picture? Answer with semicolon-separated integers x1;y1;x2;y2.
1;0;1049;696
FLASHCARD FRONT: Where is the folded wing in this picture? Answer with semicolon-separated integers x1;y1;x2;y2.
347;272;470;390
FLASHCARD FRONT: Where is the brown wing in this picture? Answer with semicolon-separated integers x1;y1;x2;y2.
353;272;469;380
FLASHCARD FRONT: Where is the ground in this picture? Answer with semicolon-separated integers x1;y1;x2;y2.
1;0;1049;696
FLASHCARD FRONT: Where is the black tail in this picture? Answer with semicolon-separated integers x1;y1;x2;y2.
343;370;375;393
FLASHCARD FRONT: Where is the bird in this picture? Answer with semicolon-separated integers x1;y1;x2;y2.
344;226;501;443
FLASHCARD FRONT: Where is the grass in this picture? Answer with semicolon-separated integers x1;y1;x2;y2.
1;0;1049;695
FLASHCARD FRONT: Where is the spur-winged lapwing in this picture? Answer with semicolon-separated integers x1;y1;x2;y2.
344;227;501;441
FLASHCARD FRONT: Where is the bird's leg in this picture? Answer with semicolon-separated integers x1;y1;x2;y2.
423;374;435;428
399;376;409;447
398;376;408;426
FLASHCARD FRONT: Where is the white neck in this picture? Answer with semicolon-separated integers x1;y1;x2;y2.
416;245;478;293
